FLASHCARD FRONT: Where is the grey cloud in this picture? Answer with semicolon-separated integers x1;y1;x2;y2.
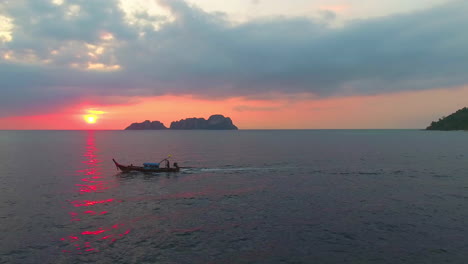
3;0;136;63
120;0;468;96
6;0;135;43
0;0;467;116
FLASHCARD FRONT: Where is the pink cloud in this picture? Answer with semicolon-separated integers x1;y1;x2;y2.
319;4;350;13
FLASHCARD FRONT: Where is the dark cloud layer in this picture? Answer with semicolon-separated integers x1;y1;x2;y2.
0;0;467;116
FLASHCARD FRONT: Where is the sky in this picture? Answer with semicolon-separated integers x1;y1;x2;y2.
0;0;467;129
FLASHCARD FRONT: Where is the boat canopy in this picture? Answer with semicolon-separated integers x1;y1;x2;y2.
143;162;160;168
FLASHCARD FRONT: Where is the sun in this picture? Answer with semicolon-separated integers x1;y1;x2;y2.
82;108;106;125
84;115;97;124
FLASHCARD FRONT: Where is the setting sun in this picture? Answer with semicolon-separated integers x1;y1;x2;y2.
84;115;97;124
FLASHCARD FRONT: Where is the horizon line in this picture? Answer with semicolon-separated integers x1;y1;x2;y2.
0;128;426;131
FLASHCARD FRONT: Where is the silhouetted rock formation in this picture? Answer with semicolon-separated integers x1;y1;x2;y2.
170;115;238;130
124;115;238;130
206;114;238;130
125;120;167;130
426;107;468;130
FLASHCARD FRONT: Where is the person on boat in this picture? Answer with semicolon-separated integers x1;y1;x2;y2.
165;159;170;168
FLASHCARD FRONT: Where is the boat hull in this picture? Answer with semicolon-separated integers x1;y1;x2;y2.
112;159;180;173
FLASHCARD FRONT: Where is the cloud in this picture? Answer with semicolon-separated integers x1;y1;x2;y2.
319;5;349;13
234;104;286;112
0;0;467;117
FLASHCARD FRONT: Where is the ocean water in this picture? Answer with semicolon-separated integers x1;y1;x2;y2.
0;130;468;263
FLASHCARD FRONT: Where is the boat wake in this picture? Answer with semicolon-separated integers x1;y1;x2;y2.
180;166;295;174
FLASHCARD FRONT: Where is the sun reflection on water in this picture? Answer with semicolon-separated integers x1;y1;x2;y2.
60;131;130;254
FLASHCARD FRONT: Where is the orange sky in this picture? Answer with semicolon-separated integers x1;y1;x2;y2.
1;85;466;130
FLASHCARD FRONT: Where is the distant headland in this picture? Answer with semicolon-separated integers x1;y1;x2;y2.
125;114;238;130
426;107;468;131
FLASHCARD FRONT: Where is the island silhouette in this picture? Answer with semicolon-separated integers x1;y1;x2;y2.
125;114;238;130
426;107;468;130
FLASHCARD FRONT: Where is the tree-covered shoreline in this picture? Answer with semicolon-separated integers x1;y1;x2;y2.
426;107;468;130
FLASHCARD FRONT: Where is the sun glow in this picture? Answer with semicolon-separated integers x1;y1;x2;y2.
82;108;106;125
84;115;97;124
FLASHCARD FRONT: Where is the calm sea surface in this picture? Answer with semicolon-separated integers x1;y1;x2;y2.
0;130;467;263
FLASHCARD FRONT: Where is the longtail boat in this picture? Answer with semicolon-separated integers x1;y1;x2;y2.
112;158;180;173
